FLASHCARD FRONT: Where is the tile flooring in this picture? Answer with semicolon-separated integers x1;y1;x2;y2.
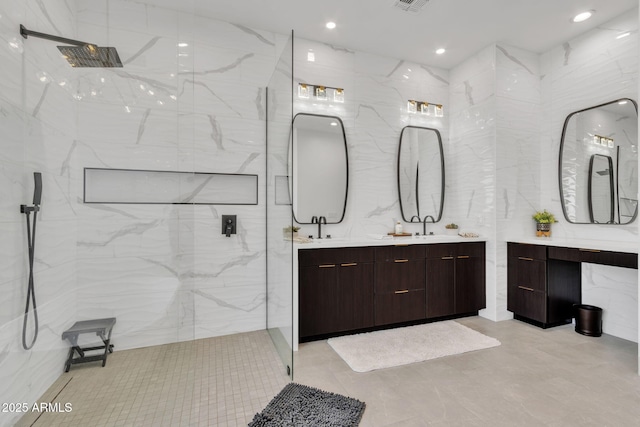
16;331;289;427
17;317;640;426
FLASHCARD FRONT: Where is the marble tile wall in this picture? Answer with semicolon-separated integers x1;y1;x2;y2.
73;0;276;350
0;0;80;425
539;9;638;342
292;38;449;239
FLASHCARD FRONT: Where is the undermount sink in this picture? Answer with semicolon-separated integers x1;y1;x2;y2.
411;234;454;240
311;237;346;243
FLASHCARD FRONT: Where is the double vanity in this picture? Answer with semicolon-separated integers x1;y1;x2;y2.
293;236;486;348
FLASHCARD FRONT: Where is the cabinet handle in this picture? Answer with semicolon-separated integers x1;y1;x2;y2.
341;263;358;267
318;264;336;268
441;256;454;260
518;285;534;292
394;259;409;263
457;255;470;259
518;257;534;261
394;289;409;294
579;248;601;253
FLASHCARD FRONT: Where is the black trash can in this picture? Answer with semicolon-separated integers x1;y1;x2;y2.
573;304;602;337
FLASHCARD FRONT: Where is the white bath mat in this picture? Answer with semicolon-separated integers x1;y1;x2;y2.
327;321;500;372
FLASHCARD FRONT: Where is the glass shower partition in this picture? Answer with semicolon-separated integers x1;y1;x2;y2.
266;32;294;378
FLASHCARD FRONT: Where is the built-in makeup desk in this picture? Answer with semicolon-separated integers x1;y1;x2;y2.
507;238;638;328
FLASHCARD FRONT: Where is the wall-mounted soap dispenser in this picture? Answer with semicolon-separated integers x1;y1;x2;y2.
222;215;236;237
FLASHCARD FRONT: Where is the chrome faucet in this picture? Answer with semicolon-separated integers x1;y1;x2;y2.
422;215;435;235
409;215;421;223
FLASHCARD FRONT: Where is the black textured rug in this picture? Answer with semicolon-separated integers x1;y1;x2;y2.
248;383;366;426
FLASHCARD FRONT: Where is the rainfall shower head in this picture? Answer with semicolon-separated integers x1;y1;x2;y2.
20;25;123;68
57;45;122;68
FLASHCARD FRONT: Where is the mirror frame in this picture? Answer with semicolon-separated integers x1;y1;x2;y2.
558;98;638;225
397;125;445;223
290;112;349;225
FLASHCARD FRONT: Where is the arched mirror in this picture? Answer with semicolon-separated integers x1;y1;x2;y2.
559;98;638;224
290;113;348;224
397;126;445;222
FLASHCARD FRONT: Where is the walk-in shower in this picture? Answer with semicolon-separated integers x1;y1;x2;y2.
20;172;42;350
20;25;123;68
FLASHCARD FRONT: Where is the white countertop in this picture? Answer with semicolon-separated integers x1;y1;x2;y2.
293;234;487;250
507;236;638;254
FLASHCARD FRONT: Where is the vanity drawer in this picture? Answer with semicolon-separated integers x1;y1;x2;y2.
298;247;375;267
375;259;425;294
508;284;546;323
375;290;426;326
508;256;546;292
426;242;485;259
507;243;547;260
375;244;425;262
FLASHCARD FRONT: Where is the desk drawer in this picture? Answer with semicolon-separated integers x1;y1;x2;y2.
548;247;637;269
507;243;547;260
508;256;546;292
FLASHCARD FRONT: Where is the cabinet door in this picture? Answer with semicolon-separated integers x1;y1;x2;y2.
426;257;455;318
336;262;374;332
455;255;485;314
299;265;338;338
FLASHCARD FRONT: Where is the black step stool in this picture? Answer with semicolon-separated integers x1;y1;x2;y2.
61;317;116;372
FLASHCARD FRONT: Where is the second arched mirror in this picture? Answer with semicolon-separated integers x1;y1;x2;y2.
397;126;445;223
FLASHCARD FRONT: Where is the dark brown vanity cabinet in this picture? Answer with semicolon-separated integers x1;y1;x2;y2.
426;243;486;318
507;242;581;327
507;243;548;323
374;245;426;326
298;247;375;339
299;241;486;340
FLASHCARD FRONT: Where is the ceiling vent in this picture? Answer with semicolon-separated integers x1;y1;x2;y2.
393;0;431;13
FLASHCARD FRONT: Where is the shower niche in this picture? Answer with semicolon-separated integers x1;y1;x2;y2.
83;168;258;205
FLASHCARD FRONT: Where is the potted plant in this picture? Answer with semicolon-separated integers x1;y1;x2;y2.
444;223;459;235
532;210;556;237
283;225;301;239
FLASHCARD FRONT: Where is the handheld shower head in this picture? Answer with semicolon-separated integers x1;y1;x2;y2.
33;172;42;206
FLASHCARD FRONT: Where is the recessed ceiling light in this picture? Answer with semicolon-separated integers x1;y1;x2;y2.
435;48;446;55
326;21;336;29
178;42;189;47
572;11;593;23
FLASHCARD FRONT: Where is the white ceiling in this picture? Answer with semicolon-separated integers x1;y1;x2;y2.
146;0;638;68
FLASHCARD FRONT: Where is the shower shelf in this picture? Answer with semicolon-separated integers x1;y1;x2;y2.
83;167;258;205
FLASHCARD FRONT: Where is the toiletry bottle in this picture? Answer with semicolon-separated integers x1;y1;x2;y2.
395;221;403;234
